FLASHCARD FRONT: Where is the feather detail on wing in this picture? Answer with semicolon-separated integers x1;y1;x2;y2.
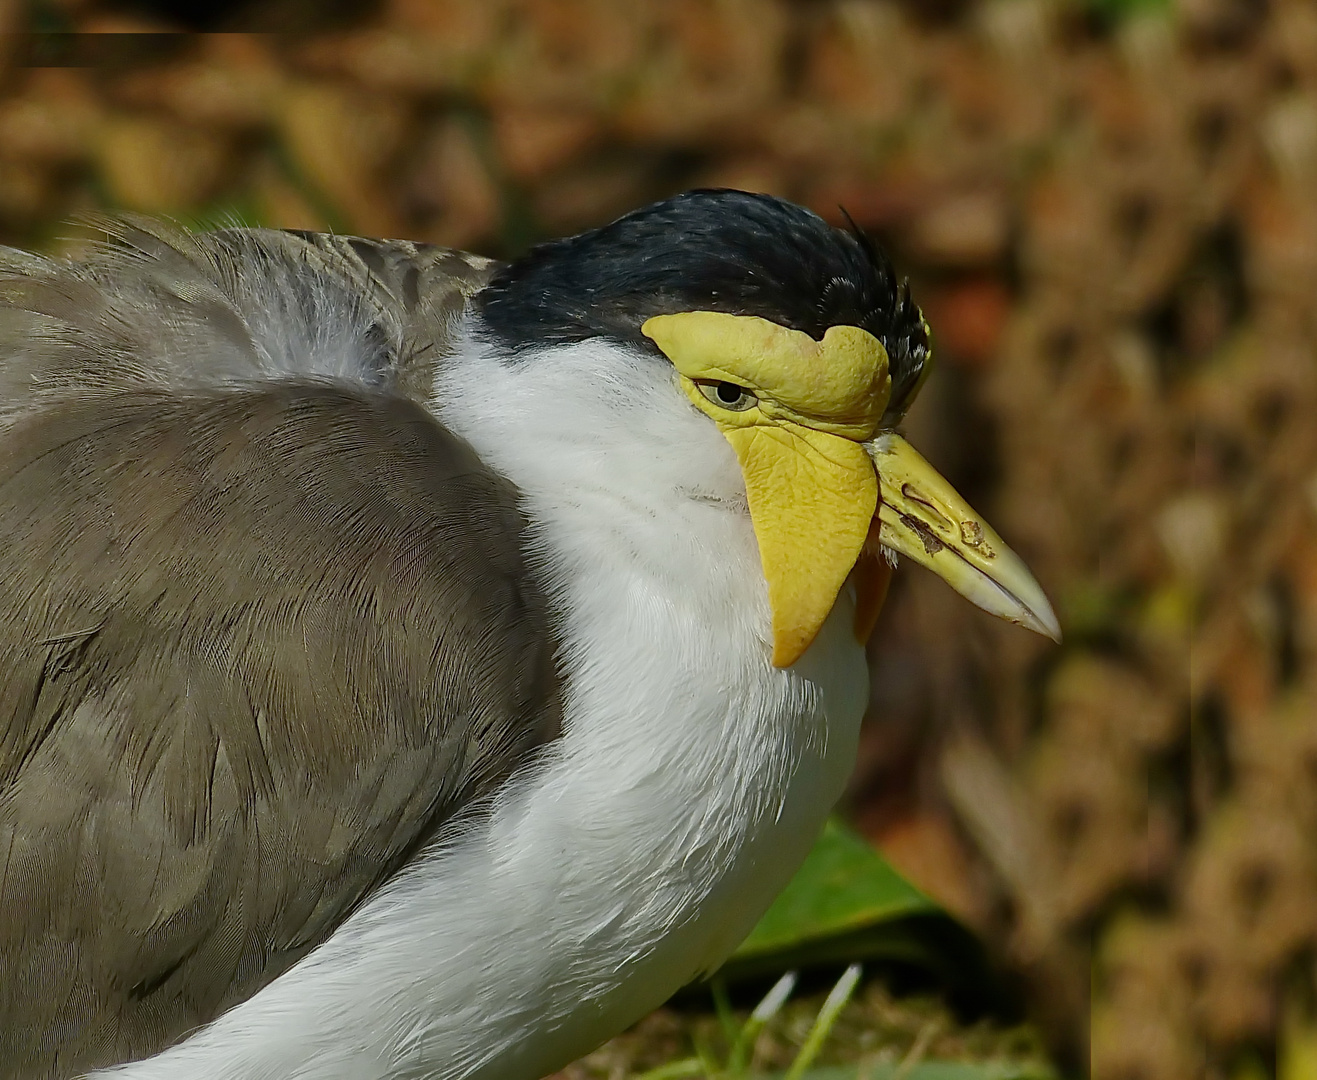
0;228;556;1078
0;219;496;415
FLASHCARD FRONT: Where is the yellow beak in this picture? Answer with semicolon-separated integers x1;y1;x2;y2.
732;426;1060;667
864;432;1061;643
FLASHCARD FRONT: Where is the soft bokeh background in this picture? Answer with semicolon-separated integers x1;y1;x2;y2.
1;0;1312;1076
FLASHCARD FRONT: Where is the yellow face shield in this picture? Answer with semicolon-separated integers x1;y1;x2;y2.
643;311;1059;668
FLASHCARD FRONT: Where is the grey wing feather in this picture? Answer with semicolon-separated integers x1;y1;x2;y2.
0;227;556;1078
0;218;497;412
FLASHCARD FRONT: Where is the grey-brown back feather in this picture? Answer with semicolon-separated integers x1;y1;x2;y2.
0;226;560;1077
0;218;494;408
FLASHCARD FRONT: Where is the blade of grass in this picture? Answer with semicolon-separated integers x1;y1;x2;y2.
711;977;739;1056
690;1027;724;1079
782;965;863;1080
727;971;798;1076
892;1018;939;1080
631;1057;707;1080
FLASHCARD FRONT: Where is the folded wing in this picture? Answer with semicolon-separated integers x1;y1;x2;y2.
0;228;560;1078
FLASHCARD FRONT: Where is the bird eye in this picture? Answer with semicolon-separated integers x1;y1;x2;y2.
697;381;757;412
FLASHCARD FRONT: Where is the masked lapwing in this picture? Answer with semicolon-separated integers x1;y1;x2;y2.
0;190;1058;1080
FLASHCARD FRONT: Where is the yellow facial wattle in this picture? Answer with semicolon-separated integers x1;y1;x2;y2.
643;311;891;667
643;308;1061;668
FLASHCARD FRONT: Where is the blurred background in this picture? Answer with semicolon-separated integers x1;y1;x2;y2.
0;0;1311;1076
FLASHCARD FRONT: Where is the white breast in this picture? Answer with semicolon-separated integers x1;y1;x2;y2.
99;336;869;1080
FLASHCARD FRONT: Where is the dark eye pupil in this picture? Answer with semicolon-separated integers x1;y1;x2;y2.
716;382;745;404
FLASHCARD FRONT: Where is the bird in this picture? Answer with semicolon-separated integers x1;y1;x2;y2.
0;189;1058;1080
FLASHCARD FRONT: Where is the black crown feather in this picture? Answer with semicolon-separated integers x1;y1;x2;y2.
477;189;930;426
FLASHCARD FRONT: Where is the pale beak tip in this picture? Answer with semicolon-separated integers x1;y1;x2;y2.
865;431;1063;646
996;556;1063;643
1024;597;1063;644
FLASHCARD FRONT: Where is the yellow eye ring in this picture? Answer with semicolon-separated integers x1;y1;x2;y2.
696;380;757;413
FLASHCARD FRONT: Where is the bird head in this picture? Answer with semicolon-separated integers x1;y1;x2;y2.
477;190;1059;667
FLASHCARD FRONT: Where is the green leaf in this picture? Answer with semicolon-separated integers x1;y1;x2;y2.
734;821;934;960
714;822;996;999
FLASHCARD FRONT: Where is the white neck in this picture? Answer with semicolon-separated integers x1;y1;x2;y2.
101;334;869;1080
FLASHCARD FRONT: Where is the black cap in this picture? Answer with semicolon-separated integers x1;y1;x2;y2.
476;190;930;426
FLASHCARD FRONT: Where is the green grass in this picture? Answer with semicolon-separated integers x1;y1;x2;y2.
556;967;1056;1080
